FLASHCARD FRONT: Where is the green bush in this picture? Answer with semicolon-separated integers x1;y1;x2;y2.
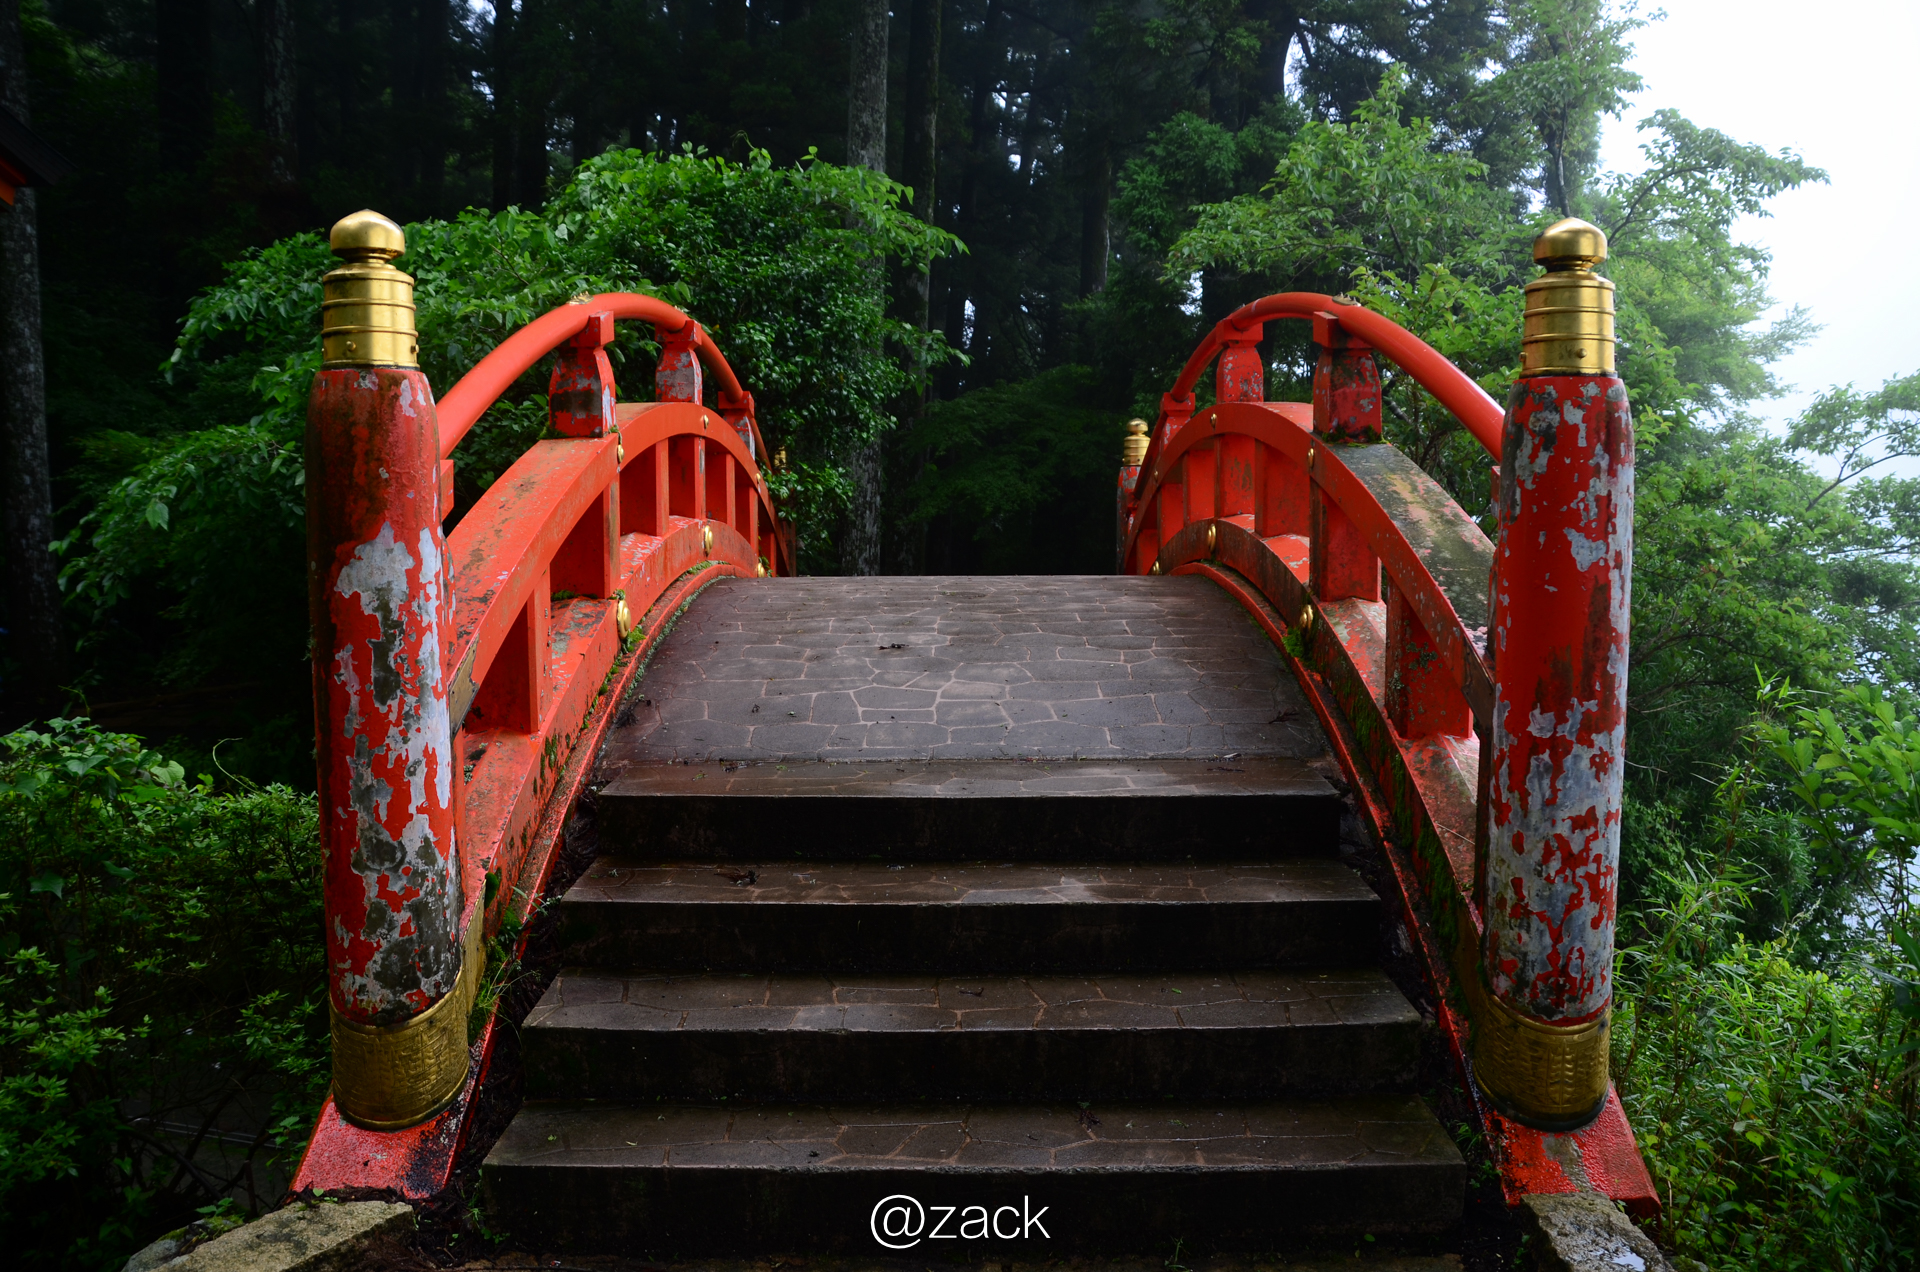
0;719;326;1270
1615;683;1920;1270
1615;872;1919;1270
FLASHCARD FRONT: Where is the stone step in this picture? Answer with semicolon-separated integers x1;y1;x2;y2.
595;758;1344;861
557;858;1383;973
479;1096;1466;1253
521;968;1420;1102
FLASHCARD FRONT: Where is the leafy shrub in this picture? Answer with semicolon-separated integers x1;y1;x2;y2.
1615;683;1920;1270
1615;872;1919;1270
49;149;961;775
0;719;326;1270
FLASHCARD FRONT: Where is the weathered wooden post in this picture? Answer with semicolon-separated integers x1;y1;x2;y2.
1477;218;1633;1129
308;210;477;1130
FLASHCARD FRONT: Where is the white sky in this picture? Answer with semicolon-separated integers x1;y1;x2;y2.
1596;0;1920;431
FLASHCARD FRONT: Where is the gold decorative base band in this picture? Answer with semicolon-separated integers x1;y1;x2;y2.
1468;970;1610;1131
329;919;484;1131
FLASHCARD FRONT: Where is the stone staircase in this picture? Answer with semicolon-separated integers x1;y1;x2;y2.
480;576;1464;1254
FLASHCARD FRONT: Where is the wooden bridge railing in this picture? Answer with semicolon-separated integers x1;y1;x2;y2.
1118;220;1652;1207
297;211;787;1180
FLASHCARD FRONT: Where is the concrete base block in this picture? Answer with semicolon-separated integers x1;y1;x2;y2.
1521;1192;1670;1272
126;1199;414;1272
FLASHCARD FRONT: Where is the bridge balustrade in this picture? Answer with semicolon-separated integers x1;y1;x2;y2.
1117;220;1644;1202
291;208;1651;1216
295;211;788;1188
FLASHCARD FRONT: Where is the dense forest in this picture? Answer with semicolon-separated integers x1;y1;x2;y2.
1;0;1917;1267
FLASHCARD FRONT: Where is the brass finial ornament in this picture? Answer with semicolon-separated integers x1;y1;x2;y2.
322;210;419;369
1121;419;1150;467
1521;217;1614;377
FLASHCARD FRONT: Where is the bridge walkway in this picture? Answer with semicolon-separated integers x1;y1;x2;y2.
480;575;1464;1252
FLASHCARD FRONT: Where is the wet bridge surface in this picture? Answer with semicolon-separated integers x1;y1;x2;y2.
602;574;1327;765
481;575;1465;1254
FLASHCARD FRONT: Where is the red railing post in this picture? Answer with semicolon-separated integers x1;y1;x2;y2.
1476;218;1633;1130
306;211;477;1130
1216;322;1265;403
1386;587;1471;738
1308;314;1382;601
656;323;702;402
549;310;616;437
718;387;757;460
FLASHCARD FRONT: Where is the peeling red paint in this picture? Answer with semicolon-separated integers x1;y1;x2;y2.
548;312;616;438
1312;314;1383;443
1216;325;1265;403
1486;375;1633;1023
307;367;463;1026
1119;297;1655;1212
302;295;787;1193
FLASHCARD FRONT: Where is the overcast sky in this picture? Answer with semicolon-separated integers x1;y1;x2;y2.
1596;0;1920;431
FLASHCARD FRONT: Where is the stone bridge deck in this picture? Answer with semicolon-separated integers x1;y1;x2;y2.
601;574;1326;765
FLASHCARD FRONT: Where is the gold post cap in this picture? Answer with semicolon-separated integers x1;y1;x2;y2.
1521;218;1615;377
330;209;408;262
1122;419;1149;467
1532;217;1608;271
322;209;418;369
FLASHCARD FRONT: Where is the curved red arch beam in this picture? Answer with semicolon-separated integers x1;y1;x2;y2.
433;292;768;464
1154;293;1503;465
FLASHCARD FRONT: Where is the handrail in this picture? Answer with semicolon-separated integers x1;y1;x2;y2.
300;213;789;1178
1115;255;1652;1211
435;292;768;463
1158;293;1504;459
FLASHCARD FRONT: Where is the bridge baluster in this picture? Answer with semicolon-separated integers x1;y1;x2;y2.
1385;585;1470;738
705;433;731;529
670;435;703;520
656;323;703;402
1216;322;1265;403
549;311;616;437
1217;433;1257;523
1183;438;1216;527
1307;314;1382;601
619;437;669;537
718;387;757;460
1475;219;1632;1131
306;211;477;1130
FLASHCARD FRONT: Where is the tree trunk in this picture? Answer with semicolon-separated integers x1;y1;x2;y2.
337;0;359;142
886;0;941;574
839;0;888;577
415;0;448;211
1079;138;1110;297
261;0;298;187
157;0;212;170
901;0;941;324
490;0;515;208
514;0;548;207
0;0;61;721
845;0;888;171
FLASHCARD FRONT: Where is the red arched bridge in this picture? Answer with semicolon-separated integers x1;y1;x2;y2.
293;211;1650;1250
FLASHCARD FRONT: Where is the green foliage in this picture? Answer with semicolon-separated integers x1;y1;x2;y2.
898;367;1126;573
1616;864;1920;1270
51;148;962;753
1760;682;1920;944
0;719;326;1270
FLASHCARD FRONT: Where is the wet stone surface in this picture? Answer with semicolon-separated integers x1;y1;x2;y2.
553;859;1384;973
564;858;1374;907
602;575;1324;764
490;1095;1456;1171
530;967;1416;1034
519;969;1422;1102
